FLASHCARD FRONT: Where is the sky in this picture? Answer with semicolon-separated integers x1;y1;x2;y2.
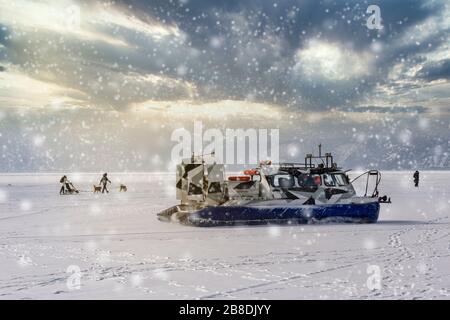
0;0;449;172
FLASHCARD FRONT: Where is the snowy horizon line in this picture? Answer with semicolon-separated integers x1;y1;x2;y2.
0;169;449;176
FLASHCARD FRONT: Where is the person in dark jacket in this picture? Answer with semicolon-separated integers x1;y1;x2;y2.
59;175;68;194
100;173;111;193
413;170;420;187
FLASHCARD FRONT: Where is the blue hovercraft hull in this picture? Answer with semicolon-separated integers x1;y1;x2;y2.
187;201;380;226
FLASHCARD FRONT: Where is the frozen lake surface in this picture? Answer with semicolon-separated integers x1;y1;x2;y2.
0;171;449;299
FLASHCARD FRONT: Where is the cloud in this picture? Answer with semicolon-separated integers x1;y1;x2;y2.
0;0;449;171
0;67;87;109
131;99;282;120
418;59;450;81
94;4;182;41
0;0;126;47
0;0;182;48
1;0;448;113
293;40;373;81
287;40;377;109
342;105;429;114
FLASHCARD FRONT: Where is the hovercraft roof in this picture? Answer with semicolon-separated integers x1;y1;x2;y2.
277;165;344;175
274;144;343;174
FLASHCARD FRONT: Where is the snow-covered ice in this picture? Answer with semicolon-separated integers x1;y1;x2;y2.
0;171;449;299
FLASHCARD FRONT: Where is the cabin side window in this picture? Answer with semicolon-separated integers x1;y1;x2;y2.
323;174;336;187
208;182;222;193
297;174;315;187
312;175;322;186
297;174;321;187
188;183;203;195
270;174;295;188
333;173;349;186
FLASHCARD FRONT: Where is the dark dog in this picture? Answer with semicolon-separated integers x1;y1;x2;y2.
119;184;127;192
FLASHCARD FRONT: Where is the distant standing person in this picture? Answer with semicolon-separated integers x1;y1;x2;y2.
59;175;68;195
100;173;111;193
413;170;420;187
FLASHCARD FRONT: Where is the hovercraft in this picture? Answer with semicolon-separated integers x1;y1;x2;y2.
158;145;390;227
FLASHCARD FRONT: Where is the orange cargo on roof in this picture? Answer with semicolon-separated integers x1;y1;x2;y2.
243;169;259;176
228;176;251;182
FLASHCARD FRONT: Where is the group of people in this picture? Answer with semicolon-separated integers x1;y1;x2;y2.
59;173;111;195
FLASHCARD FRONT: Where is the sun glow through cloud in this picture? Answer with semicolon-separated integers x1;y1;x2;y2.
294;39;373;81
